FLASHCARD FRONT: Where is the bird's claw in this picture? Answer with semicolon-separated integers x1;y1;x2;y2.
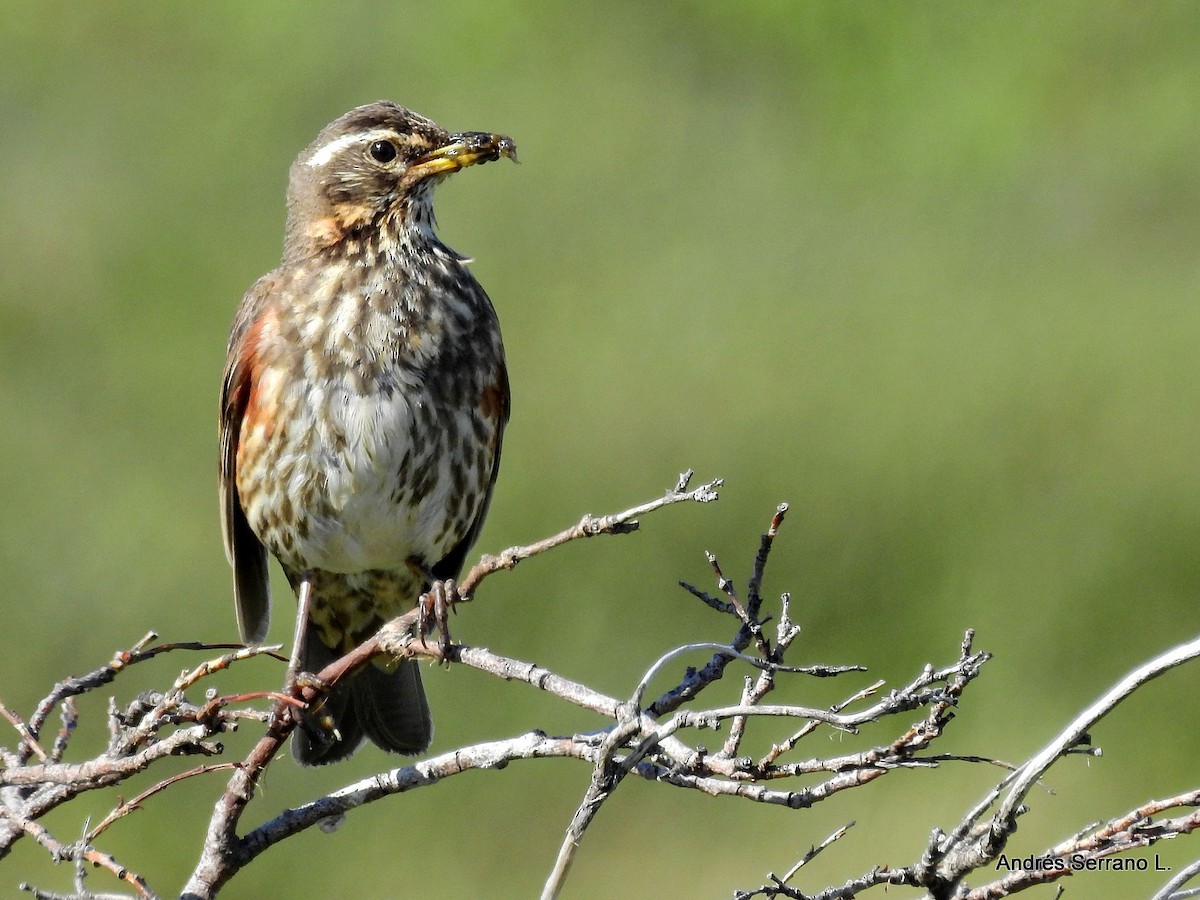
276;669;336;741
418;579;458;664
289;670;330;694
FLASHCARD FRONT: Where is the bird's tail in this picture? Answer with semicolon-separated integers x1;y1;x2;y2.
292;623;433;766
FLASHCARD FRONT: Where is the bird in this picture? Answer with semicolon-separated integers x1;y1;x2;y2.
218;101;515;764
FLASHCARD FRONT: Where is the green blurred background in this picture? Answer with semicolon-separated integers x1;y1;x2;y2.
3;2;1199;897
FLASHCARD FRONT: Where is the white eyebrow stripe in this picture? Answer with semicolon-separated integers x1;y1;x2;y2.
305;129;397;168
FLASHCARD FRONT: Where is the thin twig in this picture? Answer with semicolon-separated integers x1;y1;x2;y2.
0;702;48;763
87;763;239;841
762;679;886;766
733;821;853;898
458;470;722;598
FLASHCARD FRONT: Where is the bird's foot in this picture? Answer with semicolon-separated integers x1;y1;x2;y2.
417;578;459;664
294;697;342;753
273;670;337;740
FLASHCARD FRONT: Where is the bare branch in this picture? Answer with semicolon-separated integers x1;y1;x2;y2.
4;480;1197;900
1154;858;1200;900
542;712;642;900
214;730;602;890
928;634;1200;887
2;807;154;899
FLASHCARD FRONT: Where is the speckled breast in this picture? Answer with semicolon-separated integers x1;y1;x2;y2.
235;251;505;580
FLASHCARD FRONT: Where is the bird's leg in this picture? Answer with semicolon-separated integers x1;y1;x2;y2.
418;578;459;663
287;574;314;692
282;574;339;746
288;574;331;695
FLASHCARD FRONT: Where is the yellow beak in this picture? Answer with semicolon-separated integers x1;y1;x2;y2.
408;132;518;180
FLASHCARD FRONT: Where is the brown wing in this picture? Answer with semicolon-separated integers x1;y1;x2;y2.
219;275;277;643
432;358;510;583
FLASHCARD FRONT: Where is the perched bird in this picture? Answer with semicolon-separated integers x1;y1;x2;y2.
219;101;515;764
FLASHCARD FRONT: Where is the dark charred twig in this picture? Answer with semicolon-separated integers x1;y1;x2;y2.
629;642;861;711
678;579;738;615
705;550;772;660
746;502;787;622
650;505;795;720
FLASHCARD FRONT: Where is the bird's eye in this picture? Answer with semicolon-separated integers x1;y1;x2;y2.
368;140;398;163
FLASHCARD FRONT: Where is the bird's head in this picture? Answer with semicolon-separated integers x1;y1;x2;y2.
283;101;516;259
